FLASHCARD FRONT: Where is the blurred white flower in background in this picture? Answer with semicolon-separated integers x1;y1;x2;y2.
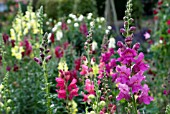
90;21;94;27
100;17;105;22
74;23;79;27
48;33;52;43
108;37;116;48
56;30;63;41
107;26;112;30
92;41;98;51
78;15;84;21
57;22;62;26
87;13;93;20
67;19;71;24
52;26;58;32
159;40;163;44
98;25;102;29
105;30;110;34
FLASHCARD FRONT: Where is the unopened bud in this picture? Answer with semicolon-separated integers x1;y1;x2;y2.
120;28;126;34
117;41;124;48
45;55;52;62
45;49;50;54
129;26;136;32
133;43;140;51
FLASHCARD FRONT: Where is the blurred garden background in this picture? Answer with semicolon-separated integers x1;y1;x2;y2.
0;0;170;114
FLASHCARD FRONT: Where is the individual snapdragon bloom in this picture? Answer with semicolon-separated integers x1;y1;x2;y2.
74;58;81;71
116;83;130;100
92;41;98;51
58;60;68;71
80;65;89;75
117;48;137;64
10;29;16;40
127;71;145;93
132;52;149;73
56;30;63;41
144;32;151;40
11;46;24;60
55;46;64;58
116;65;131;84
137;84;154;104
87;13;93;20
108;38;116;48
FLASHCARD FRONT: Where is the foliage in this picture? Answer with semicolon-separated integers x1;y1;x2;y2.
36;0;97;19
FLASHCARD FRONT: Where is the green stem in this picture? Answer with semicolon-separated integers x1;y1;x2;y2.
132;94;138;114
43;62;51;114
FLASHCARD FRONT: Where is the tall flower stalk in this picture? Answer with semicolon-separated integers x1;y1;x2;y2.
115;0;154;113
34;33;52;114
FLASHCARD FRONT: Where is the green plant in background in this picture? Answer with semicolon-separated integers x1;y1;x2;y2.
148;0;170;113
36;0;97;19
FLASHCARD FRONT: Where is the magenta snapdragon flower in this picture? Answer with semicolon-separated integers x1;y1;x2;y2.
116;83;130;100
137;84;154;104
55;46;64;58
116;65;131;84
80;23;88;36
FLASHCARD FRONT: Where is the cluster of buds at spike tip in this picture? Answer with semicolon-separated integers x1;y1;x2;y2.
120;0;136;47
84;21;94;55
34;33;52;65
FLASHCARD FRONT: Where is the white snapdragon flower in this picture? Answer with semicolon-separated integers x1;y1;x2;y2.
107;26;112;30
105;29;110;34
57;22;62;26
90;21;94;27
52;26;58;32
87;13;93;20
78;15;84;21
47;33;52;43
100;17;105;22
56;30;63;40
108;38;116;48
92;41;98;51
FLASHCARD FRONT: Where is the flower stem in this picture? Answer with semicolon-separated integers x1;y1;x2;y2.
43;62;51;114
132;94;138;114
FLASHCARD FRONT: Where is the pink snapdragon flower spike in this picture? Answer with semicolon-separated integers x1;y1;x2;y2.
84;79;95;94
113;0;153;109
56;70;79;100
82;79;95;102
